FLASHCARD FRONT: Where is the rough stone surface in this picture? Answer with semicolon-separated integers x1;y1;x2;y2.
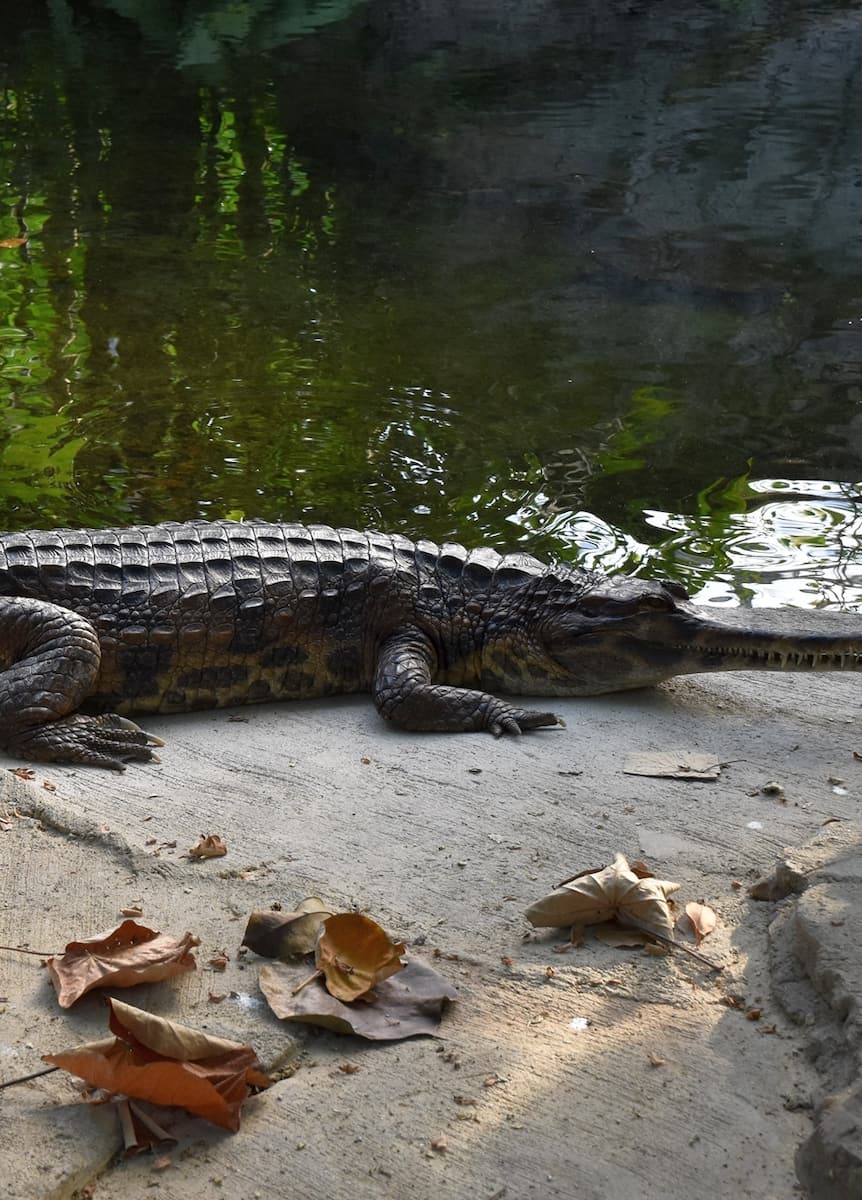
797;1084;862;1200
769;856;862;1200
1;670;861;1198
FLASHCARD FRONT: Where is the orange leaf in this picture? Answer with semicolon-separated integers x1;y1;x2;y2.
680;901;717;947
45;920;199;1008
316;913;405;1002
0;237;27;248
43;998;271;1132
189;834;226;859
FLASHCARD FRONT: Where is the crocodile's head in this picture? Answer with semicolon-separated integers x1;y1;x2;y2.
532;574;862;696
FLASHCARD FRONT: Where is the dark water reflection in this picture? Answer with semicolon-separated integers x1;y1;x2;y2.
2;1;862;606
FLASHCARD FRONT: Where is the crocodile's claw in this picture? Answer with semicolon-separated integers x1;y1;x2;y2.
11;713;163;771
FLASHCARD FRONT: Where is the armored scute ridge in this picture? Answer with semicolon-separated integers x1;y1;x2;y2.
0;519;859;768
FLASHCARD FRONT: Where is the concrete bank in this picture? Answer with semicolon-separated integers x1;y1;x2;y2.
1;670;860;1199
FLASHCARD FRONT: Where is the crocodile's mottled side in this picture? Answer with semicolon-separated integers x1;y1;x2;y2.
0;519;860;768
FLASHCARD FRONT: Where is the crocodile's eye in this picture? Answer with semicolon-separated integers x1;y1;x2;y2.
639;592;674;611
659;579;689;601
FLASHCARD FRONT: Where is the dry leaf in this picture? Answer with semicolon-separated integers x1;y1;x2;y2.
622;752;720;781
316;913;405;1001
259;958;457;1040
45;920;199;1008
680;902;717;947
525;854;680;939
43;997;271;1132
189;834;226;859
721;994;745;1010
242;898;334;960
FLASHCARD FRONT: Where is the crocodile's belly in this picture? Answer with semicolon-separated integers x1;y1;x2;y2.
89;622;370;715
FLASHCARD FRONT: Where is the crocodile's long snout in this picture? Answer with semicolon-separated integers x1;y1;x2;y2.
544;594;862;696
683;604;862;672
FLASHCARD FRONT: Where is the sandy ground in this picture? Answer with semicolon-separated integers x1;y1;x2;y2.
1;671;860;1199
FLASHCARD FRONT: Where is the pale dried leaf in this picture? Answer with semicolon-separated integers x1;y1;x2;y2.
680;902;718;947
622;752;720;781
525;854;679;938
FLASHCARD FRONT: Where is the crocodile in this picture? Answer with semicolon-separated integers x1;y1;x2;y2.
0;518;860;769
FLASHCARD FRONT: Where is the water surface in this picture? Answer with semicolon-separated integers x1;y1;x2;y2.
2;1;862;607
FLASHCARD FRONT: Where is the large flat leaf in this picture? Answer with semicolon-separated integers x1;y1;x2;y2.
259;958;457;1040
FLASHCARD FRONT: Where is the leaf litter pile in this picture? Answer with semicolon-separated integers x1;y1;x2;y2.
2;848;724;1155
1;900;459;1151
248;909;459;1040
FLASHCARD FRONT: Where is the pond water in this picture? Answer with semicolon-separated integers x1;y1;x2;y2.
2;1;862;608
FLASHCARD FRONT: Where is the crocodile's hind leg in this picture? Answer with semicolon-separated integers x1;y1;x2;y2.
373;628;563;735
0;596;160;769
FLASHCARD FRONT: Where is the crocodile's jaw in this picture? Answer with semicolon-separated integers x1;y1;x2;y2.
540;601;862;696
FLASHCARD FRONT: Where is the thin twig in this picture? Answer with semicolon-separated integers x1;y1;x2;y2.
0;1066;58;1089
625;922;722;971
0;944;56;957
291;968;323;996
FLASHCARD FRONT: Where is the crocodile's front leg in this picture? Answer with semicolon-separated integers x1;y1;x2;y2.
0;597;160;770
373;628;562;735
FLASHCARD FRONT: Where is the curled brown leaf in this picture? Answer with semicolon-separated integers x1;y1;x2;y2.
242;898;334;960
45;921;199;1008
188;834;226;859
43;998;271;1131
316;913;405;1002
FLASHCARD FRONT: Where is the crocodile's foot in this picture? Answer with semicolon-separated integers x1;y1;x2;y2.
10;713;163;771
486;702;564;737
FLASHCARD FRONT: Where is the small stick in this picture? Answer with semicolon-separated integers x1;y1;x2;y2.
115;1098;138;1152
292;969;324;996
625;922;722;971
0;1066;59;1089
0;944;56;957
127;1099;177;1145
